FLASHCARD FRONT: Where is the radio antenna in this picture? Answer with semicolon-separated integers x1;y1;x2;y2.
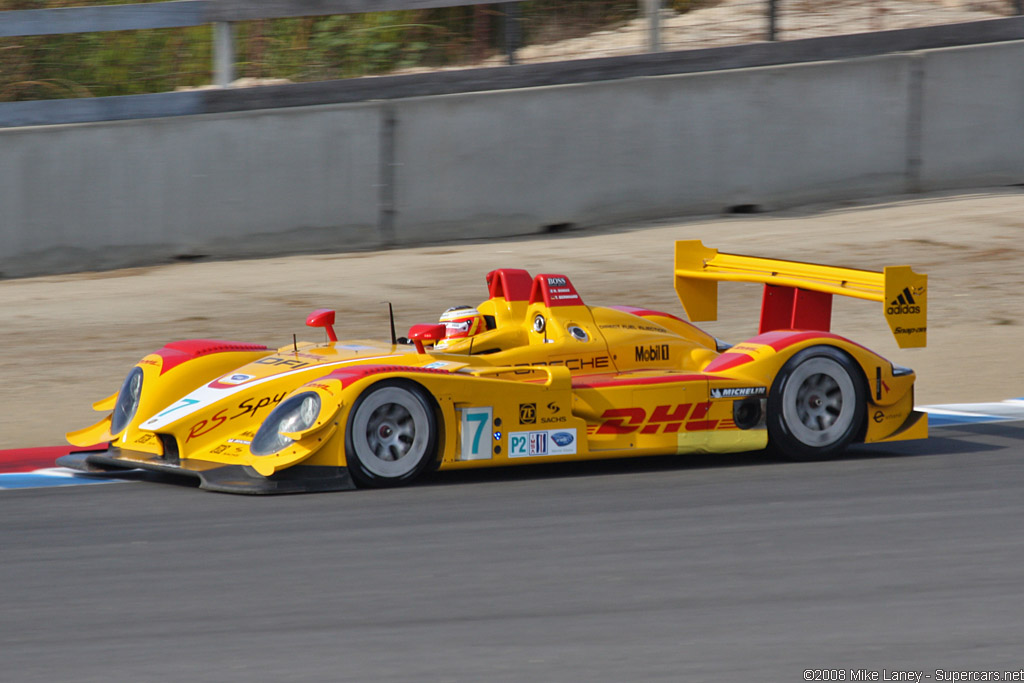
388;302;397;345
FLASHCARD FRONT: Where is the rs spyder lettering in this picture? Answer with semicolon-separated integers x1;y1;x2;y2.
186;392;287;442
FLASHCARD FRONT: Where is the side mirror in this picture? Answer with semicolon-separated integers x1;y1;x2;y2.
306;309;337;342
407;323;446;354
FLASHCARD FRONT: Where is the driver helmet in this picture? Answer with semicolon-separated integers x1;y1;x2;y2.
436;306;486;348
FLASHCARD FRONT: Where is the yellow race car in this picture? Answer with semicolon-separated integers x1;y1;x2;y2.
59;241;928;494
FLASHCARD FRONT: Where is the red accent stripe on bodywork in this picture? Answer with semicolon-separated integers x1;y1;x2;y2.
572;373;711;389
704;330;872;373
321;364;453;389
703;353;755;372
757;330;847;351
606;305;687;324
155;340;269;375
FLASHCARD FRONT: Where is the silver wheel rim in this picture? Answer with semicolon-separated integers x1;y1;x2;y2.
780;357;856;447
351;387;431;478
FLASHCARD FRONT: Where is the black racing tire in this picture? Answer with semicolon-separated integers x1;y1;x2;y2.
345;380;439;488
766;346;867;461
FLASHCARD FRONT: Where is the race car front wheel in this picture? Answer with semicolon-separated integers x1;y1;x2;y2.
345;380;439;487
767;346;866;461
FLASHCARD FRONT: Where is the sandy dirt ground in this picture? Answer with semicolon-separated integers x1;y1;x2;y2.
2;187;1022;450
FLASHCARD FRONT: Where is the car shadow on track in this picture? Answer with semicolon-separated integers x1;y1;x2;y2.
67;422;1020;493
415;422;1020;489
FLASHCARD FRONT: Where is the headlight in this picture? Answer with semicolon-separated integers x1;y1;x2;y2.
110;367;144;435
250;392;321;456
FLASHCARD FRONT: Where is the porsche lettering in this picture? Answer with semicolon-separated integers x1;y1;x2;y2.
513;356;611;374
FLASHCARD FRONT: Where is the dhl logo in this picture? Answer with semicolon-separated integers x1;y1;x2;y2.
593;403;735;435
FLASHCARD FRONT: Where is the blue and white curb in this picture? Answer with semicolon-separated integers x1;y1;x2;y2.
0;468;122;490
919;398;1024;427
2;400;1022;491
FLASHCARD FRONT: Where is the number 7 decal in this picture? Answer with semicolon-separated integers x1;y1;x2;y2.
459;407;493;461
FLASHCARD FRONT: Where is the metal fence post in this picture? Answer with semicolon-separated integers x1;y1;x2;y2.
644;0;662;52
504;3;521;66
767;0;778;41
213;21;235;88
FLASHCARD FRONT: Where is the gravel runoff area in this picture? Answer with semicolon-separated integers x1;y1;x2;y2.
491;0;1011;63
1;187;1022;450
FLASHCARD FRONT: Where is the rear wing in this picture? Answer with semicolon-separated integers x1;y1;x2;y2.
673;240;927;348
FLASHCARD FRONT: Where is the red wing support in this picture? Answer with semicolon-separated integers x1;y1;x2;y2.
759;285;833;334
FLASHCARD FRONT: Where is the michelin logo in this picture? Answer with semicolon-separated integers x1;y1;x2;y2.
710;386;767;399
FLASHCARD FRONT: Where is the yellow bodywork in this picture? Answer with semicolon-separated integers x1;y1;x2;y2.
64;241;928;492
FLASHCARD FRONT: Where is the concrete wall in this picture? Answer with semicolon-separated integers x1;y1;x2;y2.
1;40;1022;277
919;41;1024;189
391;54;913;242
0;104;382;275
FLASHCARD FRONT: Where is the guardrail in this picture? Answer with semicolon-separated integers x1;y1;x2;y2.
2;1;1024;128
1;1;524;87
5;1;1022;89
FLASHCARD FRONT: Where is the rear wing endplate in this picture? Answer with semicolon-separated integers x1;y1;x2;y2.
673;240;927;348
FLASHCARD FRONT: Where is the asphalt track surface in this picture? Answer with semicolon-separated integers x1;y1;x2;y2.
3;421;1023;682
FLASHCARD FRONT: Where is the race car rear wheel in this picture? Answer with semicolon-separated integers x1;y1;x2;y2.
345;380;439;487
767;346;866;461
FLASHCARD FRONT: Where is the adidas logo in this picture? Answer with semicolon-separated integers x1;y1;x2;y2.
887;287;922;315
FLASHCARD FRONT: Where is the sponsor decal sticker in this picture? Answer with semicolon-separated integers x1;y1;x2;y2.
635;344;670;363
424;361;452;370
519;403;537;424
256;356;312;369
509;428;577;457
594;403;732;435
710;386;767;399
217;373;255;386
886;286;924;315
513;355;611;374
459;407;493;461
550;432;574;447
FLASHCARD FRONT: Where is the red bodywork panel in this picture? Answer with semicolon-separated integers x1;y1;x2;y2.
156;340;270;375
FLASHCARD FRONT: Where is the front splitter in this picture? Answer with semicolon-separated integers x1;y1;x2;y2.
56;448;355;494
